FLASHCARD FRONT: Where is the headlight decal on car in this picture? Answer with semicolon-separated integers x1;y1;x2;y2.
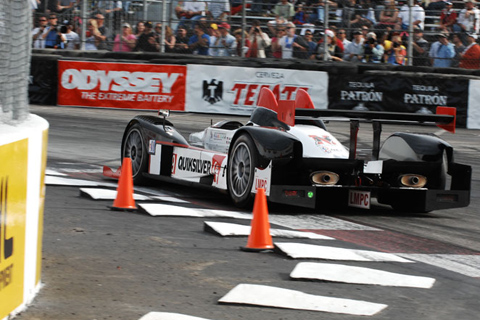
310;171;340;186
399;174;427;188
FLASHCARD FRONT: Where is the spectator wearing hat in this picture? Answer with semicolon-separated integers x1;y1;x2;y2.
246;20;271;58
397;0;425;30
459;32;480;68
62;20;80;50
362;32;384;63
189;23;210;55
312;29;343;61
439;2;458;34
206;23;219;55
343;29;365;62
425;0;448;26
211;22;236;56
384;33;407;65
412;28;430;66
429;32;455;67
135;22;160;52
113;23;136;52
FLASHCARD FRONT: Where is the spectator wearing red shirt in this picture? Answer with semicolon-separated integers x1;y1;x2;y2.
459;32;480;69
439;2;458;34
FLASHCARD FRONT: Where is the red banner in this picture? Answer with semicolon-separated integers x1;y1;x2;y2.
58;61;186;110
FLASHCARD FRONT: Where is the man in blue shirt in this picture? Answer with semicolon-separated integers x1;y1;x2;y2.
188;23;210;55
43;14;65;49
429;32;455;67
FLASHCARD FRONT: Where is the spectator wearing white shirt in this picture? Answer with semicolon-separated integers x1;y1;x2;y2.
343;29;365;62
211;22;236;56
246;20;272;58
396;0;425;30
272;22;297;59
207;0;230;21
179;0;207;30
337;28;351;48
32;15;49;49
456;0;480;34
62;20;80;50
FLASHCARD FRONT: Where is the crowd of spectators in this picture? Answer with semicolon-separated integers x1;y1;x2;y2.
31;0;480;68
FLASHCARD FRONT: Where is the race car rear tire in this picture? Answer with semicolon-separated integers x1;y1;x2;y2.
227;134;259;208
123;124;149;184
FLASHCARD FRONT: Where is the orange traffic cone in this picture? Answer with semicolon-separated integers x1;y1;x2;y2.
241;188;274;252
110;157;137;211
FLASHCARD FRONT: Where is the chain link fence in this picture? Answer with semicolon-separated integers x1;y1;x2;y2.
1;0;31;124
30;1;476;67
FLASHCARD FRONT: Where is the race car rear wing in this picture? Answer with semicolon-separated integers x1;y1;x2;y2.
294;89;456;133
293;89;457;160
294;108;456;132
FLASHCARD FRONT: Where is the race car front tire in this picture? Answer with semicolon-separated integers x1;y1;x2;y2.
227;134;259;208
123;124;148;184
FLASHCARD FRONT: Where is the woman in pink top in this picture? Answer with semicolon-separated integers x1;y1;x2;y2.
113;23;137;52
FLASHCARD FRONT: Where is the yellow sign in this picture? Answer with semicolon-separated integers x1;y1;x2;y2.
37;129;48;284
0;139;28;319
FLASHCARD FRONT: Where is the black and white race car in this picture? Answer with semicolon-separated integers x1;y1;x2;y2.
104;88;471;213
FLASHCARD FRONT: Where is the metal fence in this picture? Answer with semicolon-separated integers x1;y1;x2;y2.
1;0;31;123
31;0;474;67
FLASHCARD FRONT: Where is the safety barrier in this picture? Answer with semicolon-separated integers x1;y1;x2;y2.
0;116;49;319
29;50;480;129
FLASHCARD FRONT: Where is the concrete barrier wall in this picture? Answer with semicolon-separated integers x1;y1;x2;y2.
0;115;49;320
29;50;480;129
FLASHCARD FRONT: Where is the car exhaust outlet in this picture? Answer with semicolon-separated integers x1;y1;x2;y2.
311;171;339;185
399;174;427;188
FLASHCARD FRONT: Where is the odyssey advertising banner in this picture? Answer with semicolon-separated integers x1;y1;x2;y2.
328;74;468;127
58;61;186;110
185;64;329;115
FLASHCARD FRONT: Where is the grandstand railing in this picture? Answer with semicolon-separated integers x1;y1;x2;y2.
32;0;476;67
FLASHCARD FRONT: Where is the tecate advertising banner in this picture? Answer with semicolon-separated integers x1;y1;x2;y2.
57;61;186;110
185;64;328;115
